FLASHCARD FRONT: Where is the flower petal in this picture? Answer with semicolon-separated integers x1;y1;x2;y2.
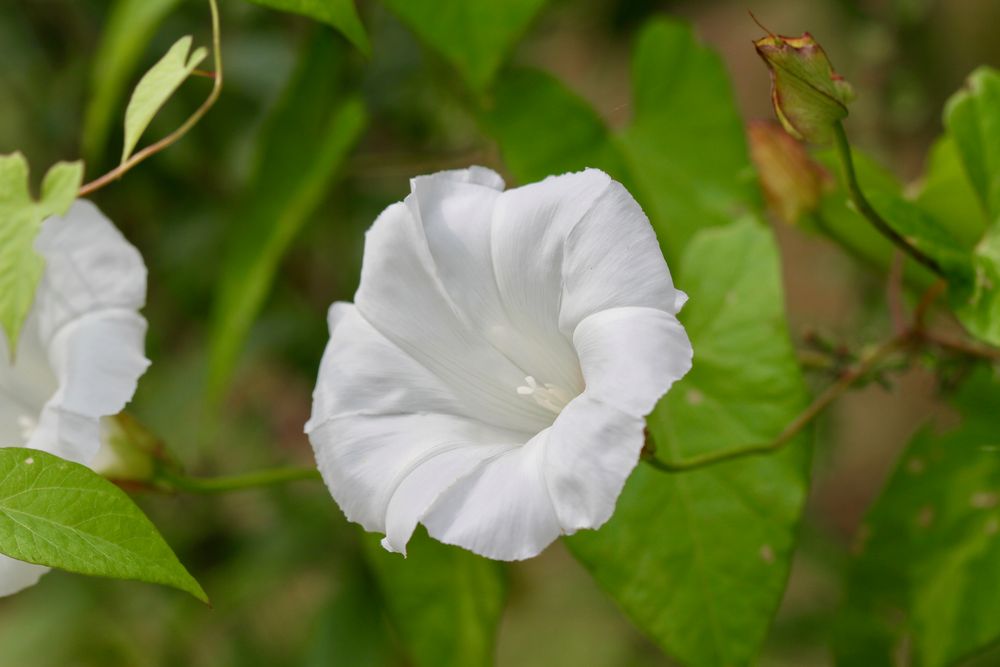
33;200;147;345
354;196;554;432
0;313;58;445
308;412;522;543
557;178;684;332
422;436;563;561
541;393;646;533
572;306;693;417
0;556;48;597
307;302;468;428
4;200;151;467
30;310;149;464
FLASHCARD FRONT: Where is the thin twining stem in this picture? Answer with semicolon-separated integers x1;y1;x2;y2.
831;121;944;278
78;0;223;197
643;332;912;474
156;466;321;494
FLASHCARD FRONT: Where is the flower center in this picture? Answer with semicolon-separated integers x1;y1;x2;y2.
516;375;573;415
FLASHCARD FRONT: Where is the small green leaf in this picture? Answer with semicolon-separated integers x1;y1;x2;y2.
569;220;811;667
836;370;1000;666
0;447;206;602
382;0;548;91
121;35;208;164
82;0;183;163
945;66;1000;221
243;0;370;55
362;528;505;667
0;153;83;356
207;33;366;399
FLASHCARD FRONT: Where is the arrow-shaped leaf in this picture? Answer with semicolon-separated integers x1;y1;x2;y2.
0;447;207;602
121;35;207;164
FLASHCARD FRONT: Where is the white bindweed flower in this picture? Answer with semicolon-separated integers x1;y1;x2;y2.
306;168;692;561
0;200;149;595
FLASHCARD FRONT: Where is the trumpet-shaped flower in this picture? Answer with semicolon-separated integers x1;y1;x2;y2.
0;201;149;595
306;168;692;560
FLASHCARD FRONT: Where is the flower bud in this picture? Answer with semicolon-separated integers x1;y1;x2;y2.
754;31;855;144
747;120;832;225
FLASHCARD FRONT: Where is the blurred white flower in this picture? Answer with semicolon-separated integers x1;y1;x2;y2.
0;201;149;595
306;168;692;560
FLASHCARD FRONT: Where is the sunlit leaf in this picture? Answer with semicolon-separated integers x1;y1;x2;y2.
0;447;206;602
836;370;1000;666
363;529;505;667
569;220;811;667
207;32;366;399
244;0;370;55
382;0;548;91
0;153;83;357
82;0;183;163
121;35;208;164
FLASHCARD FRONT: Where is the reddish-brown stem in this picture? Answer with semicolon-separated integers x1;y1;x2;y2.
77;0;222;198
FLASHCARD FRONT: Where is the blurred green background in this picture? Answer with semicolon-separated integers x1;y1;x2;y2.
1;0;998;665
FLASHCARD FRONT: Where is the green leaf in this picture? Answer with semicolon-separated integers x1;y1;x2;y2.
0;153;83;357
865;189;974;280
621;19;761;261
304;561;394;667
568;220;811;667
82;0;183;163
207;33;366;399
482;68;629;183
382;0;548;91
243;0;370;55
915;136;989;248
955;225;1000;346
121;35;208;164
487;19;758;263
811;147;938;288
836;370;1000;666
362;528;505;667
945;67;1000;221
939;67;1000;346
0;447;206;602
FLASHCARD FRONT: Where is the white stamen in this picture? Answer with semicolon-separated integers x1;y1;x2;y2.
516;375;572;414
17;414;38;442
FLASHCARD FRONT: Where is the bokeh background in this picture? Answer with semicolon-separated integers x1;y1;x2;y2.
1;0;999;664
